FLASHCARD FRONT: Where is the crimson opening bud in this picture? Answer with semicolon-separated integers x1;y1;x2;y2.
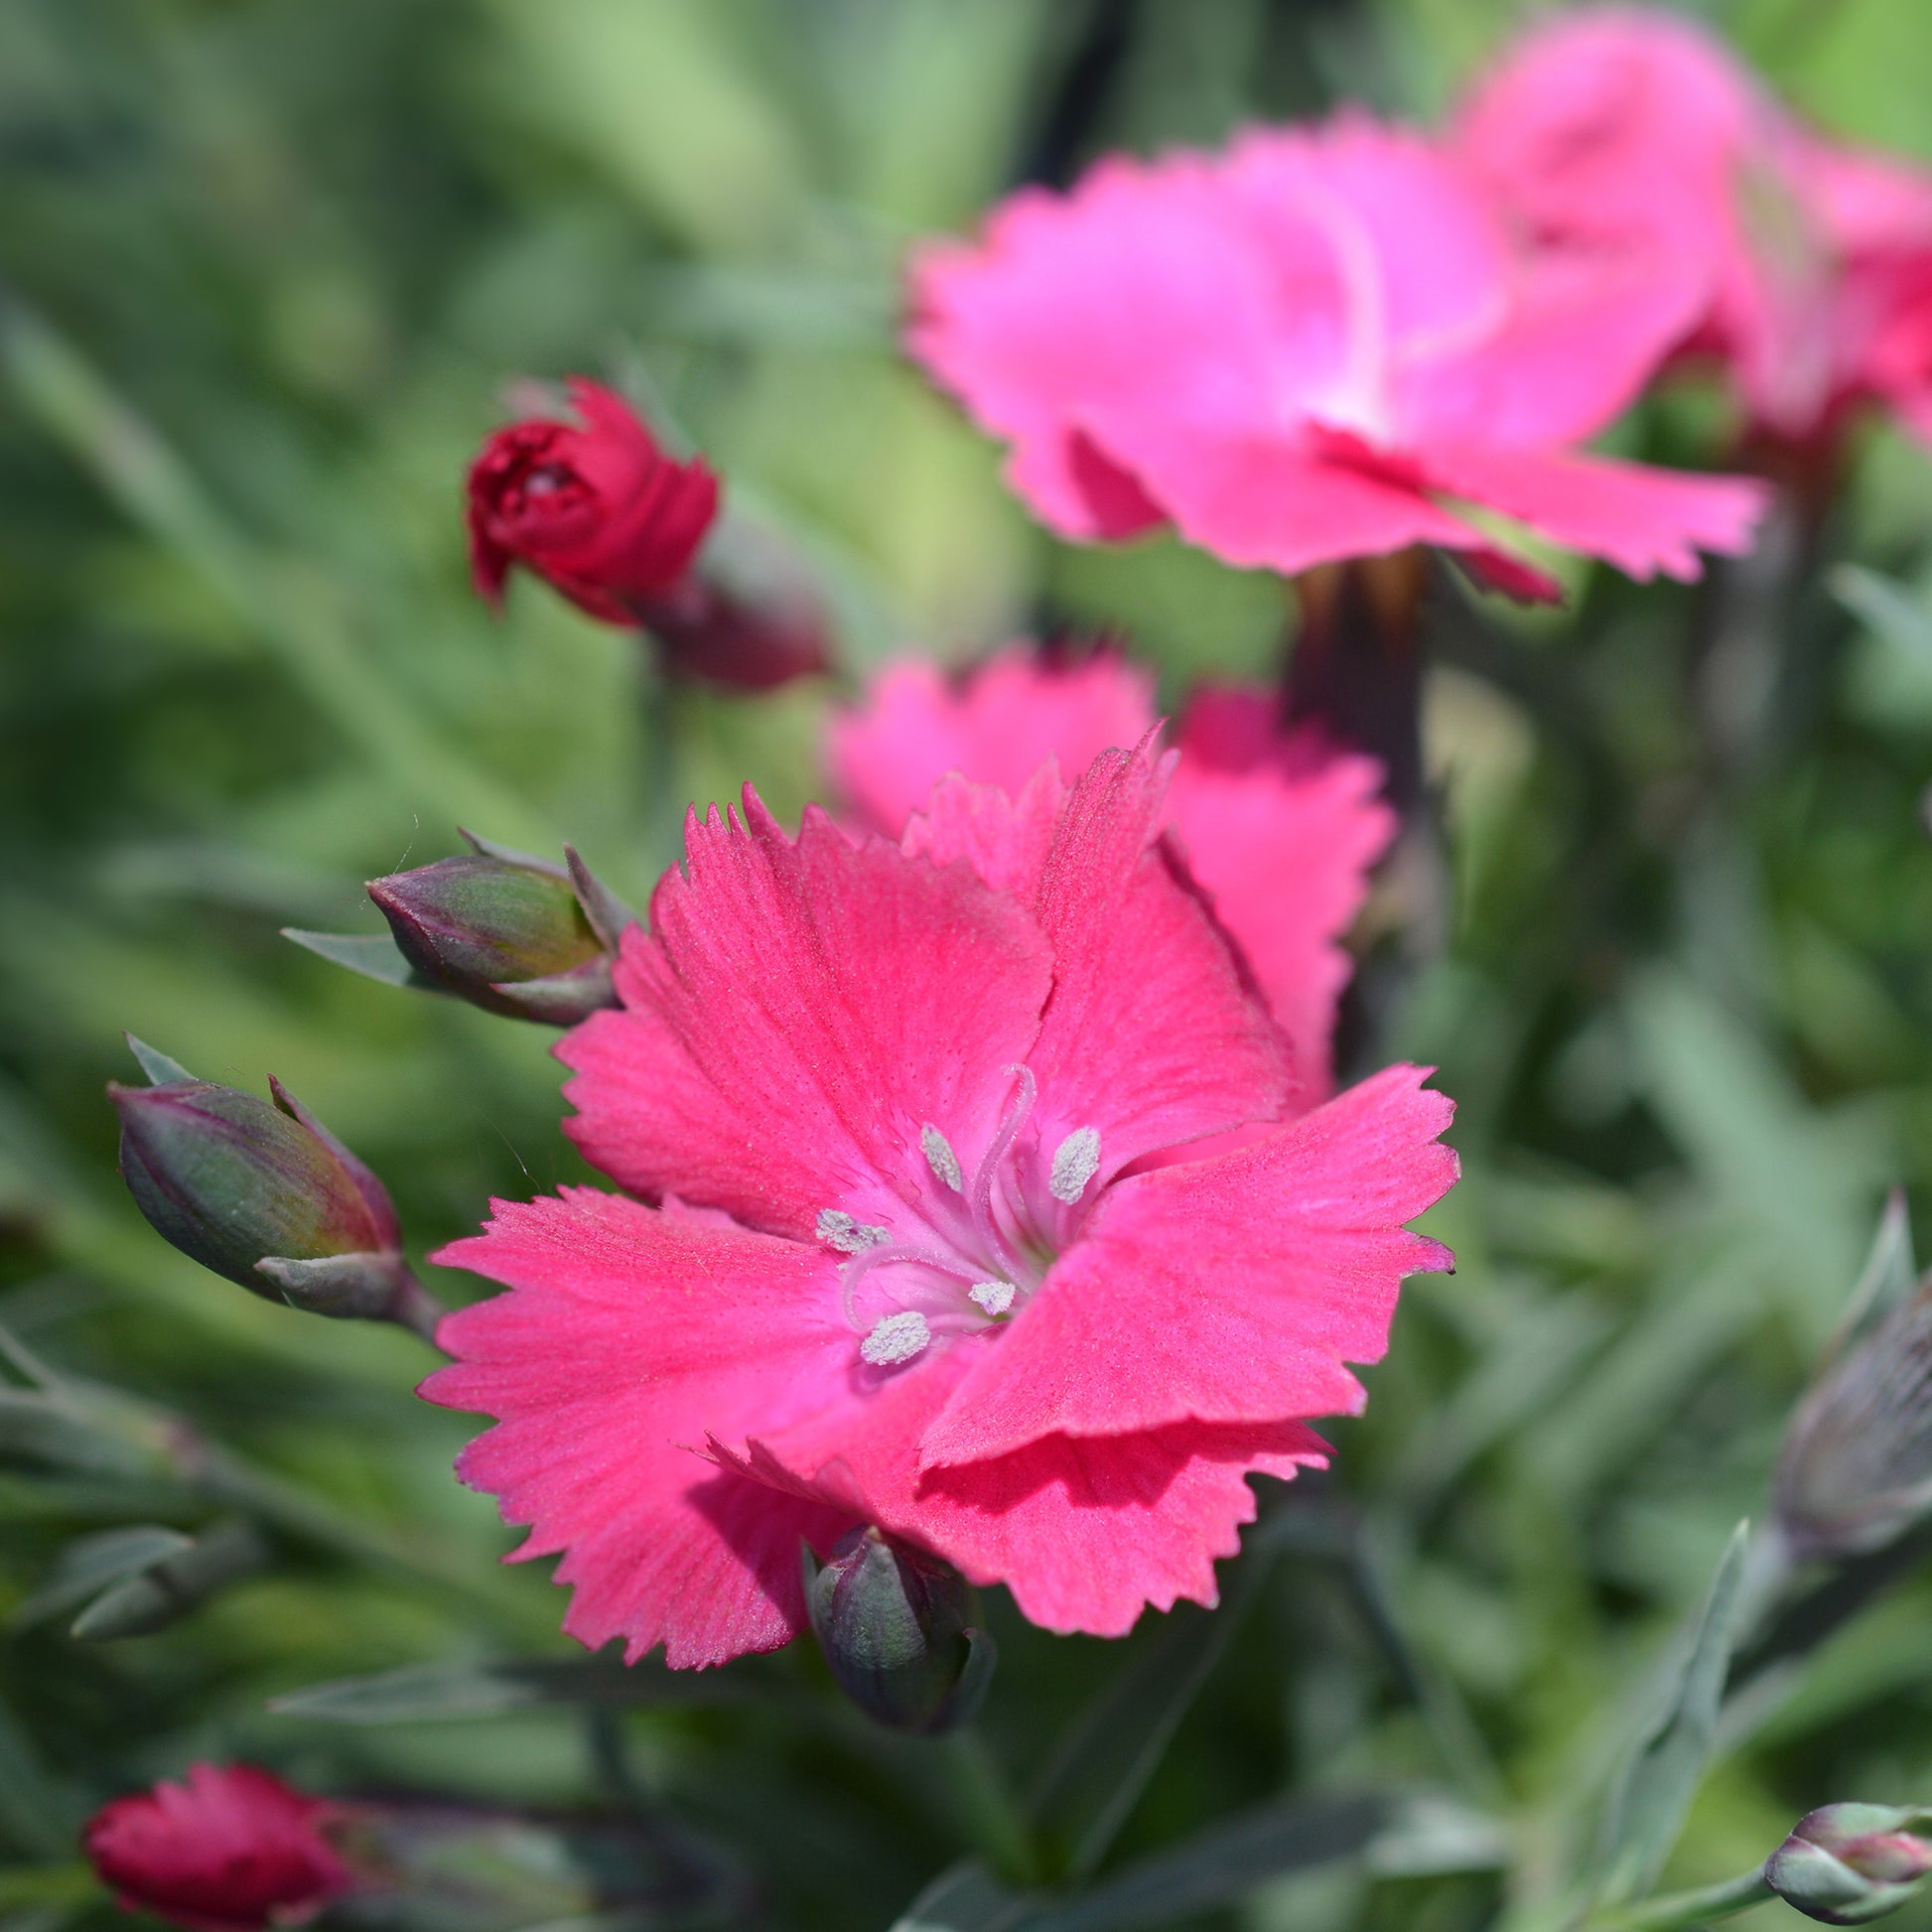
109;1041;437;1334
83;1762;354;1932
365;835;627;1026
803;1527;995;1734
467;376;718;625
1767;1805;1932;1924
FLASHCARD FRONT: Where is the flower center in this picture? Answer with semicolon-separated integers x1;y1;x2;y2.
815;1065;1103;1373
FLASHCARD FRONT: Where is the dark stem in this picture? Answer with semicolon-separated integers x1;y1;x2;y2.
389;1268;451;1350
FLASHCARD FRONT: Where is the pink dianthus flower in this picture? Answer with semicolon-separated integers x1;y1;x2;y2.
826;647;1394;1104
1456;7;1932;451
424;743;1456;1664
908;113;1766;596
83;1764;351;1932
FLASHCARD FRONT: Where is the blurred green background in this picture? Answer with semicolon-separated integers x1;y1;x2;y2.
9;2;1932;1929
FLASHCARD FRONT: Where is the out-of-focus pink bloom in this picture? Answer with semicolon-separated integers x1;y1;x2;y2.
826;648;1393;1102
1456;7;1932;449
908;114;1766;594
424;745;1456;1662
84;1764;351;1932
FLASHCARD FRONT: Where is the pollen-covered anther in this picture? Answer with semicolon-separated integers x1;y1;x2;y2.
861;1310;932;1367
921;1124;963;1192
817;1208;890;1255
969;1281;1016;1317
1048;1127;1102;1203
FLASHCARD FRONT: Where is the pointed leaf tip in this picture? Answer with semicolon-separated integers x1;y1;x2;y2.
281;927;432;990
123;1035;196;1086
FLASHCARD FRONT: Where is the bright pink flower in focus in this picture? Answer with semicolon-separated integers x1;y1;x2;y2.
908;114;1767;595
467;377;719;624
424;744;1456;1663
84;1764;351;1932
826;648;1393;1103
1456;7;1932;448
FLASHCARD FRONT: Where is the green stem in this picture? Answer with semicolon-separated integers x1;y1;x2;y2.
1588;1869;1774;1932
942;1725;1038;1887
0;291;554;850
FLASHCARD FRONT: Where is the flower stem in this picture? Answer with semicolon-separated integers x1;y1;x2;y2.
941;1725;1038;1886
1587;1869;1774;1932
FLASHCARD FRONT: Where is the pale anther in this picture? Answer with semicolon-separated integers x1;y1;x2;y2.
860;1311;931;1366
1049;1126;1102;1203
817;1208;890;1255
921;1124;963;1192
969;1281;1016;1316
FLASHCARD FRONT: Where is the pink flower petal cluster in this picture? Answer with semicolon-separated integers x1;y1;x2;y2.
1456;7;1932;447
83;1764;351;1932
826;647;1393;1103
424;743;1457;1664
908;113;1768;593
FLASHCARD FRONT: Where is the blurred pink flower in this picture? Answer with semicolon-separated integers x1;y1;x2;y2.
424;746;1455;1662
826;648;1393;1103
908;114;1766;594
84;1764;350;1932
1456;6;1932;450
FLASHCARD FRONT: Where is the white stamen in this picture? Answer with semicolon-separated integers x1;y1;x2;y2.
1049;1127;1102;1203
969;1281;1016;1316
817;1208;890;1255
921;1124;963;1192
860;1310;931;1366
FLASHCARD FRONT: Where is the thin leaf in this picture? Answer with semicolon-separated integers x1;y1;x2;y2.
1028;1553;1273;1883
1031;1793;1390;1932
0;1391;150;1476
1594;1521;1752;1904
1833;564;1932;671
70;1517;268;1641
890;1861;1038;1932
10;1525;192;1629
1826;1187;1918;1358
122;1035;195;1085
280;928;428;990
268;1655;755;1723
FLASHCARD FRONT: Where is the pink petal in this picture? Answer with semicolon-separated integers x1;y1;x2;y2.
827;647;1157;840
423;1189;861;1668
907;157;1289;540
1073;410;1495;578
1166;747;1394;1103
560;790;1053;1240
747;1355;1330;1636
1421;443;1770;583
919;1064;1458;1468
1015;741;1293;1169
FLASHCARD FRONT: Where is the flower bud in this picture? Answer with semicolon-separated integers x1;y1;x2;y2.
803;1527;995;1734
1766;1805;1932;1924
467;376;718;624
109;1043;431;1330
365;836;627;1026
1775;1196;1932;1562
83;1762;354;1932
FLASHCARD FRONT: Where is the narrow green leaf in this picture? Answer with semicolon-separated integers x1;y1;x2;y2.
890;1861;1038;1932
10;1524;192;1629
1595;1522;1752;1904
70;1517;268;1641
280;928;428;990
1826;1187;1918;1355
0;1391;149;1476
268;1655;752;1723
1032;1792;1390;1932
123;1035;196;1085
1833;564;1932;670
1028;1553;1273;1883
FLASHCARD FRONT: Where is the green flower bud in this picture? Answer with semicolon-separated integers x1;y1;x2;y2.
1767;1805;1932;1924
803;1527;995;1734
364;835;628;1026
109;1041;434;1332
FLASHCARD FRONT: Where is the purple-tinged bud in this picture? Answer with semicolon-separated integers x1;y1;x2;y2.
109;1040;438;1336
803;1527;995;1734
1775;1195;1932;1563
363;835;628;1027
1767;1806;1932;1924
